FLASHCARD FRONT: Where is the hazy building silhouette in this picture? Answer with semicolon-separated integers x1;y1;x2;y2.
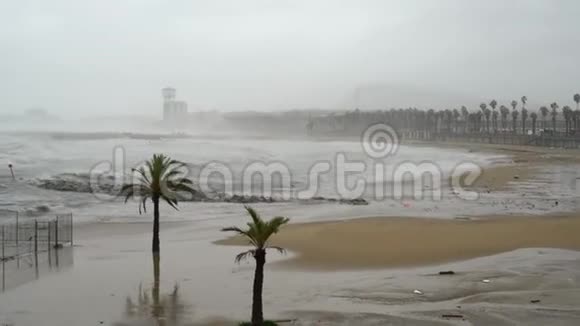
162;87;188;125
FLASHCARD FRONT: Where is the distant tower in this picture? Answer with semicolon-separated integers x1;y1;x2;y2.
162;87;176;102
162;87;188;124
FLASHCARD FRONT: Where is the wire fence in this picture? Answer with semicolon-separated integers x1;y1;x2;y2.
0;213;73;262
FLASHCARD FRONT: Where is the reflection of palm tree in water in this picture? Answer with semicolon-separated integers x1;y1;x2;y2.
114;254;189;326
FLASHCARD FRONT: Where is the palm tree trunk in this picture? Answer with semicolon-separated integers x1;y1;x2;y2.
153;196;160;253
152;253;161;318
252;249;266;325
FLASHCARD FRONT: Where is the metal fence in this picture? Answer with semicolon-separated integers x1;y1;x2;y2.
0;213;73;262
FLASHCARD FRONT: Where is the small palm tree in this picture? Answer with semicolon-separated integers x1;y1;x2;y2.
121;154;195;253
521;96;527;109
574;93;580;111
222;206;290;326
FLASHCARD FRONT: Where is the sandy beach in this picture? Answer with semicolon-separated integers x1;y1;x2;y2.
218;214;580;270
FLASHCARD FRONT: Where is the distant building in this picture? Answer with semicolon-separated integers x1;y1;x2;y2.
162;87;188;124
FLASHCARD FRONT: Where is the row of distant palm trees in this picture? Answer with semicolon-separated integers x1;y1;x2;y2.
311;93;580;137
121;154;287;326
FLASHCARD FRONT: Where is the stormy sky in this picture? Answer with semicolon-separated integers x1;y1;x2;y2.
1;0;579;117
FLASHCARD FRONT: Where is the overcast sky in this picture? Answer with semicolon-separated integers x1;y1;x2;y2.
1;0;579;117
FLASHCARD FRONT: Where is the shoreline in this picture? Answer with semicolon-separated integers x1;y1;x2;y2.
216;140;580;271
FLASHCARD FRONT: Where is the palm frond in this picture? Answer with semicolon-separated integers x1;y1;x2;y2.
160;194;178;210
267;246;286;255
235;249;256;263
222;206;289;254
221;226;258;246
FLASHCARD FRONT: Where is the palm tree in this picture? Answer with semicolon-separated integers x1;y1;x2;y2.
222;206;290;326
492;110;499;133
550;102;559;132
476;111;483;132
574;93;580;111
121;154;195;253
511;109;519;134
511;100;518;111
521;107;528;134
489;100;497;131
563;106;572;134
540;106;549;130
483;108;492;133
575;109;580;134
521;96;527;109
500;105;510;131
530;112;538;135
461;106;469;133
452;109;460;133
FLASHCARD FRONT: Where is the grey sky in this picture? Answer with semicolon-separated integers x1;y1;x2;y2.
1;0;579;117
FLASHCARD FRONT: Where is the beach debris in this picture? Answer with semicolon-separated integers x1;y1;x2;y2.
439;270;455;275
442;314;464;319
413;289;423;295
530;299;541;304
482;279;491;283
338;198;369;205
513;175;520;179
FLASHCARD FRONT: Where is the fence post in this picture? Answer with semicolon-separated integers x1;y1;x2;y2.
15;211;18;251
2;225;4;261
55;216;59;248
34;220;38;254
1;225;4;292
70;213;73;246
48;222;51;252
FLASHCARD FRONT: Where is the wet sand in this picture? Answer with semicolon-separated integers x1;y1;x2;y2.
217;214;580;270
